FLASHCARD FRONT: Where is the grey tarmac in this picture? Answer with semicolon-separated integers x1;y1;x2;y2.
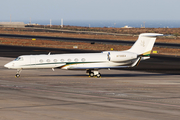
0;57;180;120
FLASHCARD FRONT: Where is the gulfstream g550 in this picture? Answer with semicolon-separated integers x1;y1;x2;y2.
4;33;163;78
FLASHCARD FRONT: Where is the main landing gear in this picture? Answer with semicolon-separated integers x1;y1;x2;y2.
15;69;22;78
86;69;101;78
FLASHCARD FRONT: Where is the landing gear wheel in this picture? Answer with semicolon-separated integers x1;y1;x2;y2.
15;69;22;78
89;72;94;77
96;73;101;78
15;74;20;78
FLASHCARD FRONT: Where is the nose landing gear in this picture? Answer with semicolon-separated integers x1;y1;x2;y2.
15;69;22;78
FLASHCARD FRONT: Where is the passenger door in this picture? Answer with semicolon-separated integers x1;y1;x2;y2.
30;57;36;67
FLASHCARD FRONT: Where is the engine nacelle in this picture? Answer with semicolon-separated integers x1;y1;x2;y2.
102;51;137;62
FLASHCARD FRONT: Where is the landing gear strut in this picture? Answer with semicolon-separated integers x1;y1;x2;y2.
15;69;22;78
86;69;101;78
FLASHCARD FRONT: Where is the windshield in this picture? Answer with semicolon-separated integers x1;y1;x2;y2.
14;57;23;61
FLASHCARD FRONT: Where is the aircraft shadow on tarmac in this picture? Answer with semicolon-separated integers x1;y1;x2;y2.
40;73;169;78
0;103;81;110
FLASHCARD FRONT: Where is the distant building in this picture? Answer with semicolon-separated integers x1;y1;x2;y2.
122;25;133;28
0;22;25;28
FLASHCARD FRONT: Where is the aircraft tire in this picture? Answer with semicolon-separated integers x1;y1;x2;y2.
15;74;20;78
89;72;94;77
97;73;101;78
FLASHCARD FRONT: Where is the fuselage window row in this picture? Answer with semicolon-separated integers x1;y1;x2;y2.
38;58;85;63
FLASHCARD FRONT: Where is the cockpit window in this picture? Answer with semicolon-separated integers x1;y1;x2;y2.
14;57;23;61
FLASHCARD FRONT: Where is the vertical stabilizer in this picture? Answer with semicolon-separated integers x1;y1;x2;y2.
128;33;163;56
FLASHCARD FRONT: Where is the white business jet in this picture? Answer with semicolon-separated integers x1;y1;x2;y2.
4;33;163;78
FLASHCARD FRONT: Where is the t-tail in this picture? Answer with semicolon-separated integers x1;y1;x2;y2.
127;33;163;57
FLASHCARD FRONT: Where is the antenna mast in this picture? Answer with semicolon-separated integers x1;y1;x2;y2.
50;19;52;28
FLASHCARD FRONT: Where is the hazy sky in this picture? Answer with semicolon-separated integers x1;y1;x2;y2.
1;0;180;21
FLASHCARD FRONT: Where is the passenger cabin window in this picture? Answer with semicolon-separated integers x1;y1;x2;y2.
74;58;78;62
81;58;85;62
15;57;23;61
39;59;43;63
46;59;50;63
53;59;57;62
67;59;71;62
60;59;64;62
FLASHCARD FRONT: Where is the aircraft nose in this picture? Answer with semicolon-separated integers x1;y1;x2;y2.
4;62;12;68
4;63;9;68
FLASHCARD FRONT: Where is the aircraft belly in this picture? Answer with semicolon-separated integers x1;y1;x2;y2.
22;63;65;69
63;62;129;69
